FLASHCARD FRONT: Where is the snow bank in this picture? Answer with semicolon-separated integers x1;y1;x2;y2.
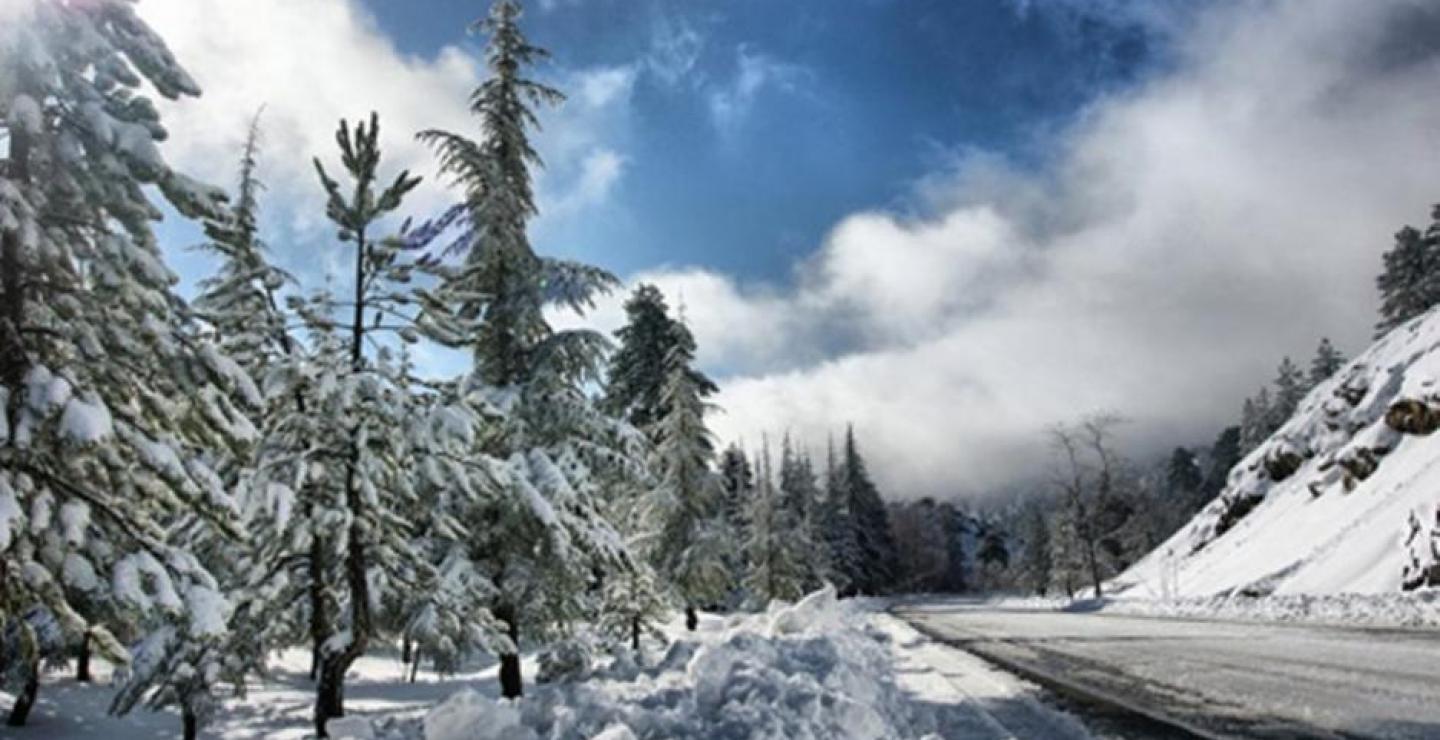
414;587;931;740
1115;307;1440;598
1084;590;1440;628
423;690;532;740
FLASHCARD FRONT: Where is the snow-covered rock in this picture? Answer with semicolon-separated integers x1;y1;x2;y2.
1115;307;1440;598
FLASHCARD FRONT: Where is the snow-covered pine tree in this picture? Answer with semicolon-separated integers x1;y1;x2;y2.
605;284;716;430
419;0;642;700
840;426;897;595
744;439;805;604
819;436;861;595
1309;337;1346;387
645;321;730;630
717;443;754;604
778;437;825;589
1239;388;1275;454
307;113;473;737
1376;216;1440;338
1272;357;1306;423
185;118;345;687
1;3;258;732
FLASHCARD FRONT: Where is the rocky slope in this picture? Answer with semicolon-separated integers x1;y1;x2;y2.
1113;310;1440;598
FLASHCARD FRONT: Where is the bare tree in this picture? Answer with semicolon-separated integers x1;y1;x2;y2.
1050;413;1126;598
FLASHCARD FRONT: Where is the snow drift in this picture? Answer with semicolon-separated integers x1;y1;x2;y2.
414;587;936;740
1113;309;1440;598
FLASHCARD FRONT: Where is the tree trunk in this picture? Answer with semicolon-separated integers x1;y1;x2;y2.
6;659;39;727
630;615;640;652
315;224;375;737
76;631;91;682
1;92;33;448
496;603;523;699
401;635;412;665
684;605;698;631
408;648;421;684
308;529;328;682
182;706;198;740
315;659;347;737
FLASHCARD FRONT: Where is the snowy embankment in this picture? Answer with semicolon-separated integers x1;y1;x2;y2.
1109;308;1440;608
7;588;1076;739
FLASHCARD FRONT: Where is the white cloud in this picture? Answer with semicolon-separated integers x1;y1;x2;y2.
577;0;1440;499
138;0;634;241
708;46;808;136
646;14;704;87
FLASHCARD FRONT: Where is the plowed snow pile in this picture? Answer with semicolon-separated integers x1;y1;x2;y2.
412;588;939;740
1113;310;1440;599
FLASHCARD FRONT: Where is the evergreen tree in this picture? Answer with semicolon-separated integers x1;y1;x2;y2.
840;427;897;595
744;440;805;603
308;113;435;736
717;443;754;603
0;4;256;734
1272;357;1306;423
778;435;821;587
819;436;861;594
1201;426;1242;499
645;320;731;630
604;284;716;430
1016;498;1053;595
1239;388;1275;454
1376;214;1440;338
1309;338;1346;387
1166;448;1202;498
420;0;642;700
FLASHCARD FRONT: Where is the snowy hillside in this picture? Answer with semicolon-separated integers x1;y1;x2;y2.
1113;309;1440;598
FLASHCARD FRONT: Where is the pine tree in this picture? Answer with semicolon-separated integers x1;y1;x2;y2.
1165;448;1202;498
1376;214;1440;338
1272;357;1306;423
186;114;337;690
605;284;716;430
744;440;805;603
1;4;257;734
840;427;897;595
308;113;475;736
420;0;642;700
819;436;861;595
778;438;825;589
717;443;754;604
1239;388;1275;454
646;321;730;630
1202;426;1242;498
1309;338;1345;387
1016;498;1052;595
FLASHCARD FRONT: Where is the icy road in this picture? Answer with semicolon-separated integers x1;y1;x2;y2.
894;599;1440;740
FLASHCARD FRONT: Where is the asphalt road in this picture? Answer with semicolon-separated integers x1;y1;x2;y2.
893;599;1440;739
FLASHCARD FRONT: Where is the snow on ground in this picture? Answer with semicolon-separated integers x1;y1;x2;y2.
0;647;511;739
2;588;1081;739
958;589;1440;630
1078;590;1440;629
873;613;1090;740
1114;307;1440;599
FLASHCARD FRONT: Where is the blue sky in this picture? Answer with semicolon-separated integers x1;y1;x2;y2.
357;0;1166;281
